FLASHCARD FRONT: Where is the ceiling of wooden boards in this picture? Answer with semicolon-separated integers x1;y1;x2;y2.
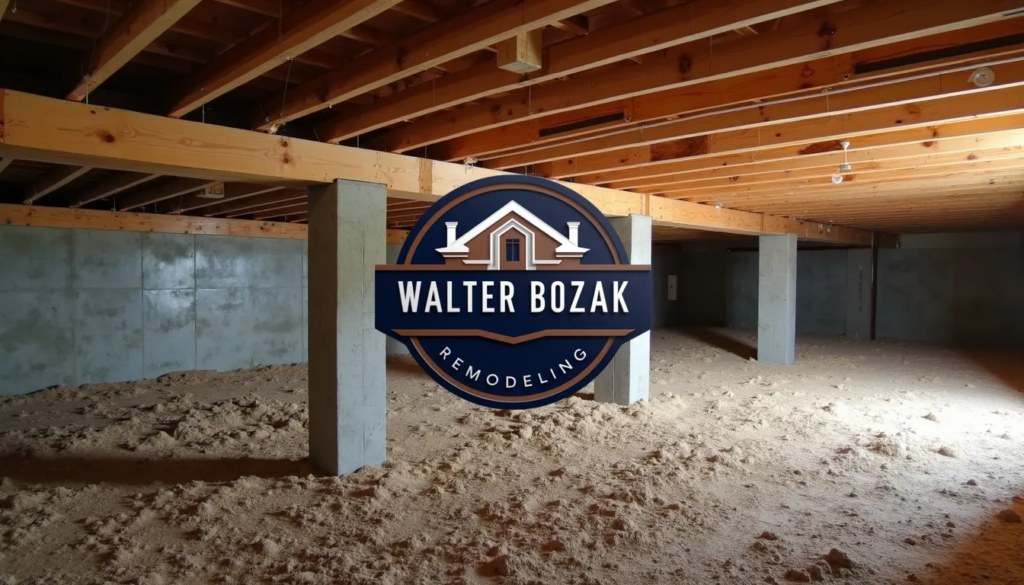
1;0;1024;239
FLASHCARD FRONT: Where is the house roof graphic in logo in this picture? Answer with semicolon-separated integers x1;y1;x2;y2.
435;201;589;270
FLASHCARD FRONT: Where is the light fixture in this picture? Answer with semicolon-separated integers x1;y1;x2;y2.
832;141;851;185
969;67;995;88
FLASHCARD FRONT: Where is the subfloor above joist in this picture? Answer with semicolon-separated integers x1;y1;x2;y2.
0;89;875;246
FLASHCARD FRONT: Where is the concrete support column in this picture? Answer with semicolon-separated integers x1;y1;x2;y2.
845;248;875;340
595;214;652;405
307;180;386;475
385;243;410;356
757;234;797;365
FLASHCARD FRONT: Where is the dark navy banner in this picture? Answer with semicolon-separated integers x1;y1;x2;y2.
375;175;653;409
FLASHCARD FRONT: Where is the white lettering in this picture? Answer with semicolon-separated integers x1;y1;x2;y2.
466;365;482;381
452;357;463;371
500;281;515;313
590;281;608;313
440;347;451;360
538;372;549;384
569;281;586;313
425;281;442;313
486;374;499;386
398;281;421;313
505;376;517;389
530;282;545;313
574;349;587;361
523;374;533;388
558;360;572;374
446;281;461;313
551;282;565;312
481;281;495;313
613;281;628;313
463;281;477;313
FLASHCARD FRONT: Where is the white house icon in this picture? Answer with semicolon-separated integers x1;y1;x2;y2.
435;201;589;270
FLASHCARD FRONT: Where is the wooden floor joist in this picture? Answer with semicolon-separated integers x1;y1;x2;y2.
255;0;621;130
168;0;404;118
376;0;1024;153
436;18;1024;163
23;165;93;204
0;89;877;245
314;0;842;142
67;0;204;101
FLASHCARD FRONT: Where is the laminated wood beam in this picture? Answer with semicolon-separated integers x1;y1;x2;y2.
0;89;875;245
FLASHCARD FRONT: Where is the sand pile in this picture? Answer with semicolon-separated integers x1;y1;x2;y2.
1;330;1023;584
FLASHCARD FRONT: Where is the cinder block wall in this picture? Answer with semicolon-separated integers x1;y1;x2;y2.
877;232;1024;346
668;230;1024;347
0;226;308;395
673;243;850;336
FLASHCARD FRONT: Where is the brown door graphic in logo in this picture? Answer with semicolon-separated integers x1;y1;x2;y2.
499;228;526;270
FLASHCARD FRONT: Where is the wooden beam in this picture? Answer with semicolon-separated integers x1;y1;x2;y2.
436;18;1024;162
0;89;874;245
201;190;305;216
607;126;1024;190
490;59;1024;170
0;203;308;238
69;171;162;208
5;7;210;66
216;191;308;216
168;0;403;118
550;15;589;35
117;177;221;211
67;0;204;101
376;0;1024;153
537;83;1024;179
497;30;543;73
0;202;416;242
392;0;442;21
256;0;620;130
662;151;1024;198
156;184;285;214
249;203;307;220
315;0;842;142
583;114;1024;185
23;165;93;204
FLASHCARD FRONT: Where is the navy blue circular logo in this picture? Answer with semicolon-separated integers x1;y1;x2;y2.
375;176;652;409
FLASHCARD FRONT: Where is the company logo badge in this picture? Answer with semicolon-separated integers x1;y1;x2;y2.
376;176;652;409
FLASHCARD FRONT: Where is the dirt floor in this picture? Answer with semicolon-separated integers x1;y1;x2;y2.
1;328;1023;585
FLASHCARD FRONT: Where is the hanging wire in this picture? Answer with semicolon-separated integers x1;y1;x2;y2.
84;0;114;105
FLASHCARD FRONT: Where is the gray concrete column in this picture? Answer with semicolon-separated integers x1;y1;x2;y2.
845;248;874;340
307;180;386;475
385;243;410;356
595;214;652;405
757;233;797;365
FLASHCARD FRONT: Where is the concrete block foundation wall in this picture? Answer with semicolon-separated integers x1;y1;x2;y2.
660;230;1024;347
0;226;309;395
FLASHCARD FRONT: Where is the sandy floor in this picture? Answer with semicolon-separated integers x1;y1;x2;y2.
1;328;1022;585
